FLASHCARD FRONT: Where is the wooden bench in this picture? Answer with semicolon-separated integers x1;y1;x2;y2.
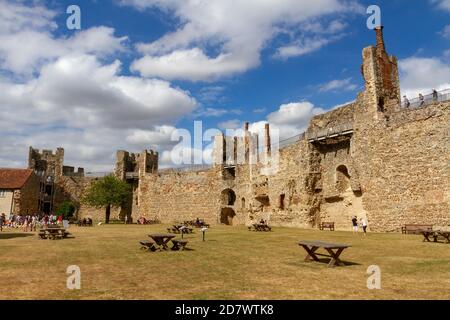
319;222;335;231
171;239;189;251
402;224;433;234
139;240;156;251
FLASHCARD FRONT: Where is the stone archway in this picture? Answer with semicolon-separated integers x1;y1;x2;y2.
220;208;236;225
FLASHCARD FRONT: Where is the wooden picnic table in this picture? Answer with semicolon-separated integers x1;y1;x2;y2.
39;228;68;240
148;233;176;251
248;224;272;232
421;230;450;243
298;240;351;268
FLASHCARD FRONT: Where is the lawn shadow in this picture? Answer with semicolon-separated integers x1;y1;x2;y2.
308;257;361;267
0;233;35;240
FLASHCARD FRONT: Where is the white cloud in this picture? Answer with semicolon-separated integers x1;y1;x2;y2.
122;0;362;81
0;17;128;76
0;1;198;171
194;107;242;118
218;119;242;130
266;102;325;139
318;77;358;92
440;25;450;38
431;0;450;11
399;56;450;98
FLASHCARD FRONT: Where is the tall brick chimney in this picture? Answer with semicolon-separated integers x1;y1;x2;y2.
264;123;271;156
374;26;385;52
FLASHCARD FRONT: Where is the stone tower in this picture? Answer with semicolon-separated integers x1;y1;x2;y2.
361;26;401;120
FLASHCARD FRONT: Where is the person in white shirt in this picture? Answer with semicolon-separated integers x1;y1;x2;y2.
360;218;368;236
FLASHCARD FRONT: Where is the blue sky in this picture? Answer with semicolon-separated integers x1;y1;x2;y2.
0;0;449;170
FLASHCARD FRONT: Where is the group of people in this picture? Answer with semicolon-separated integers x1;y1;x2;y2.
0;212;65;232
351;216;368;236
403;89;439;108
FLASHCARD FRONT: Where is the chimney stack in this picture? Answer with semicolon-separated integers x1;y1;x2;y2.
374;26;385;52
264;123;271;156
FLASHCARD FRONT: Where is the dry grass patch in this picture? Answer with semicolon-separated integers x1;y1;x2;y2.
0;224;449;300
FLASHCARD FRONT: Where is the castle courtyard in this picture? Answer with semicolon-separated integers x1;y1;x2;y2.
1;225;449;300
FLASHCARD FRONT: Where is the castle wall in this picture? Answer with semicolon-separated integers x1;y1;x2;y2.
138;169;222;224
354;101;450;231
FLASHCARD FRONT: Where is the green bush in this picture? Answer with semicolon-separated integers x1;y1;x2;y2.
56;201;76;220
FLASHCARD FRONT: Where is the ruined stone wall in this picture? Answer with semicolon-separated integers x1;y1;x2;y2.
55;176;110;222
354;101;450;231
138;169;222;224
242;139;316;228
309;103;356;132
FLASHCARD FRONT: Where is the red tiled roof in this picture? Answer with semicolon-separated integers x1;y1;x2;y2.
0;168;34;189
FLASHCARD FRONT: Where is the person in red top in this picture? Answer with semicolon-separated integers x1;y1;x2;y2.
57;215;63;225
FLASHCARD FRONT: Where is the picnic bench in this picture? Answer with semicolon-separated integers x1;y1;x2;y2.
148;233;176;251
402;224;433;234
298;240;351;268
167;225;194;234
248;224;272;232
140;238;189;252
38;228;71;240
140;240;156;251
171;239;189;251
421;230;450;243
319;222;335;231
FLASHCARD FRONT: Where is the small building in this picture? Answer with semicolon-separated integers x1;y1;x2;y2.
0;168;39;218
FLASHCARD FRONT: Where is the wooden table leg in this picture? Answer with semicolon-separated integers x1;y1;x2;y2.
325;248;345;267
302;245;320;262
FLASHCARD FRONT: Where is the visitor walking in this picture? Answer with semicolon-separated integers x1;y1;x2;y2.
432;89;438;102
419;93;425;106
124;214;128;224
360;218;368;236
403;95;410;108
352;216;358;234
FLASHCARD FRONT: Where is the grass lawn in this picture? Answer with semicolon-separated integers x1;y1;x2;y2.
0;224;449;300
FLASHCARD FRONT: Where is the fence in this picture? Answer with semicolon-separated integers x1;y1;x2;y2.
402;88;450;109
158;164;213;174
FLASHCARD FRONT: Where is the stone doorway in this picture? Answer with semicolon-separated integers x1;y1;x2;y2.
220;208;236;225
322;164;367;230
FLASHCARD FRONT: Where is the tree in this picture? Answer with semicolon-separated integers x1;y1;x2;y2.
82;175;131;224
56;201;76;220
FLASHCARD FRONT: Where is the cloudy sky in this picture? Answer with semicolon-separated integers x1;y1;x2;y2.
0;0;449;171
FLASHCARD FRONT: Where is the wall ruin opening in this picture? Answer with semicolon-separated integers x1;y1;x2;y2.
336;165;351;194
220;208;236;225
221;189;236;206
222;166;236;180
279;194;285;210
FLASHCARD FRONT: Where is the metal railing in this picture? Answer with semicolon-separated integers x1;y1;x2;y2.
401;88;450;110
306;122;354;142
158;164;213;174
272;132;306;149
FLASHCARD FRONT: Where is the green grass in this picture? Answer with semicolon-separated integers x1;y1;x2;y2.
0;224;449;300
